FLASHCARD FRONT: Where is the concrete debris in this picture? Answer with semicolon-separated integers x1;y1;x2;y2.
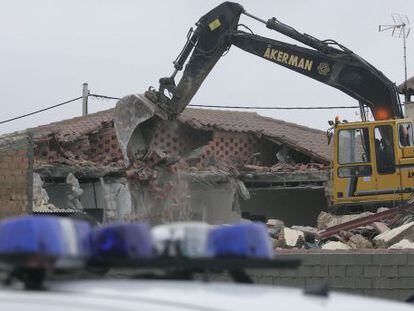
268;207;414;250
373;222;390;234
317;211;374;230
276;146;295;165
373;222;414;248
66;173;83;211
346;234;373;249
266;219;285;238
281;227;305;248
388;239;414;250
33;173;57;211
377;207;390;213
291;225;318;241
322;241;351;250
236;180;250;201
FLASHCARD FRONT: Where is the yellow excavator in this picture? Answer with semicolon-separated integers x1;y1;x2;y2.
114;2;414;212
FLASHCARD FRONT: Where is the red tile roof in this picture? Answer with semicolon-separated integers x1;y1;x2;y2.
30;107;331;162
179;109;330;162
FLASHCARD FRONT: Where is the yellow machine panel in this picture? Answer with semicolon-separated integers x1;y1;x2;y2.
332;119;414;210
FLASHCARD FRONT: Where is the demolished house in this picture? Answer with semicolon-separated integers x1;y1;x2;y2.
0;107;331;225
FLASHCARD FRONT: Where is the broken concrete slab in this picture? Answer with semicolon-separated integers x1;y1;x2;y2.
347;234;373;249
322;241;351;250
266;219;284;238
373;222;414;248
291;225;317;242
388;239;414;250
281;227;305;248
373;222;390;234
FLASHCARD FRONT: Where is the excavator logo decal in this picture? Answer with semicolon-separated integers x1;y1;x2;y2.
208;18;221;31
263;46;313;71
317;62;330;76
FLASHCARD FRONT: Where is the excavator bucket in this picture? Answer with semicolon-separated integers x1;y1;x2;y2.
114;94;168;166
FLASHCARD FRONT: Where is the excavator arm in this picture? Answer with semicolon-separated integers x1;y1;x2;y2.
114;1;403;164
150;1;402;120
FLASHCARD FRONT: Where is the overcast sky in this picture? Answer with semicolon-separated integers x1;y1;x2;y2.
0;0;413;134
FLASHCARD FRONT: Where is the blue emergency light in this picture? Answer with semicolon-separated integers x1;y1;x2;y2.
206;223;272;259
90;223;153;259
0;216;91;268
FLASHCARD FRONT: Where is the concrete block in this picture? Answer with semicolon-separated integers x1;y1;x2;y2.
339;253;372;265
390;277;414;289
329;277;355;289
407;253;414;265
380;265;399;277
398;265;414;276
372;253;407;265
372;277;393;289
312;265;329;277
364;266;381;278
346;265;363;277
353;277;372;289
321;253;340;265
329;265;346;277
296;265;313;277
305;277;326;287
374;222;414;248
301;254;322;265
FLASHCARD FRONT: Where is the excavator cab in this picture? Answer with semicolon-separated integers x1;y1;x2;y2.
332;119;414;211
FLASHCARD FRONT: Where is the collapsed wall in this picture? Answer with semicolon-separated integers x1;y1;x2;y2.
0;132;33;219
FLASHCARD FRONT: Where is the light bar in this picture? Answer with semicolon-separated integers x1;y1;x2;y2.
206;223;273;258
90;223;152;259
0;216;91;268
152;222;211;258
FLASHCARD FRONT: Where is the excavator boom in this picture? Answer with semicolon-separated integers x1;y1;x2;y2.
114;1;403;164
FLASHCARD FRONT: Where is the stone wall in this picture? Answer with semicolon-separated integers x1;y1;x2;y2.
249;250;414;302
0;132;33;218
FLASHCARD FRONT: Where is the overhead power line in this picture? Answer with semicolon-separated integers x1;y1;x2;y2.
0;96;82;125
188;104;359;110
0;91;360;126
90;93;359;110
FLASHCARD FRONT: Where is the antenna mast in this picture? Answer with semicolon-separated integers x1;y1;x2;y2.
379;14;411;102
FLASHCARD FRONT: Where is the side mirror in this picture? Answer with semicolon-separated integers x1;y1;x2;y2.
327;130;333;145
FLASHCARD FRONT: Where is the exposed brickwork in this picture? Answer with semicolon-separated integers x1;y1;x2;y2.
248;250;414;302
203;131;259;165
34;125;123;167
0;132;33;218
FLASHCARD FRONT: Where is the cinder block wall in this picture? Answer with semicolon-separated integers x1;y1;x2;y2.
250;250;414;302
0;132;33;218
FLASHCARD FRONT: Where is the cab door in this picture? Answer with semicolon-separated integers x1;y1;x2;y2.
333;126;376;205
397;122;414;200
372;124;402;203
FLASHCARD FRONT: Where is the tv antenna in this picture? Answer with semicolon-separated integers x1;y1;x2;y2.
379;14;411;102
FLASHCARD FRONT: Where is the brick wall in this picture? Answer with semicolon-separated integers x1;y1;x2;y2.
0;132;33;218
248;250;414;302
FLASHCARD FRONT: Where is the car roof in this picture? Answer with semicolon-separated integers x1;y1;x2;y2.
0;279;412;311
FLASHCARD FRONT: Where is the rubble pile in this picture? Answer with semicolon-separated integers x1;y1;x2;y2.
243;162;326;173
266;207;414;250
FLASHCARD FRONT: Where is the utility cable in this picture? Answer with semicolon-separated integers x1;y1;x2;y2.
0;96;82;125
0;93;361;126
89;93;360;110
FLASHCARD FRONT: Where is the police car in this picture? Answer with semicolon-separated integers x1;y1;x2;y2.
0;216;411;310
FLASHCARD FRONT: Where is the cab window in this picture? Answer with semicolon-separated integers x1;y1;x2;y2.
398;122;414;147
374;125;395;174
338;128;370;164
